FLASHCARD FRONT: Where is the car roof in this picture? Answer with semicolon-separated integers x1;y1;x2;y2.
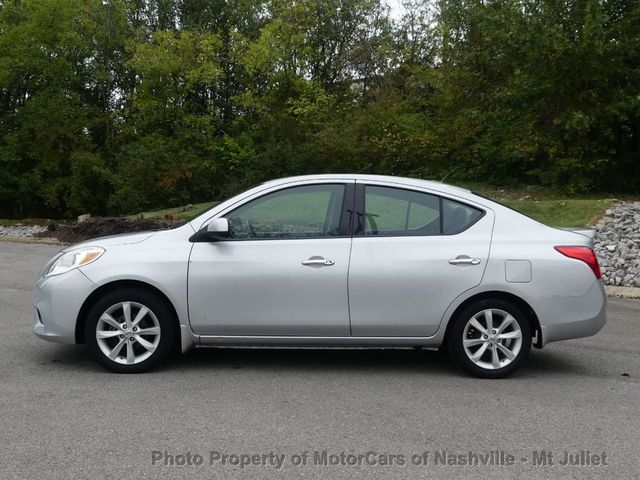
262;174;472;197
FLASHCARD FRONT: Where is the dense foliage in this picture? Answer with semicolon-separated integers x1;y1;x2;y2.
0;0;638;217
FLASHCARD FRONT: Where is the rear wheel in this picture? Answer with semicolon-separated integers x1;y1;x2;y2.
447;299;531;378
85;289;175;373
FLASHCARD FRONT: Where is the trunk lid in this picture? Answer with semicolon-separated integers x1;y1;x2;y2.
555;227;596;245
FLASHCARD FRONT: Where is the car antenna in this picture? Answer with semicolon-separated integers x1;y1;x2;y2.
440;166;459;183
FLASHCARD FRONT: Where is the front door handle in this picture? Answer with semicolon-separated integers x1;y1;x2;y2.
302;256;335;267
449;256;481;266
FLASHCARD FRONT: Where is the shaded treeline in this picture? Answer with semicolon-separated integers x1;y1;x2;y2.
0;0;638;217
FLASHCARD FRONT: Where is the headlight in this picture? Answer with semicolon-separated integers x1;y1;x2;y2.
44;247;105;277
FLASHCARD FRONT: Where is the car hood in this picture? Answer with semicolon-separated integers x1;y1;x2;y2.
64;231;156;251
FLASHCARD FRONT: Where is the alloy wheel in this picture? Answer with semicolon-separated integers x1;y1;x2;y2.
95;301;161;365
462;308;523;370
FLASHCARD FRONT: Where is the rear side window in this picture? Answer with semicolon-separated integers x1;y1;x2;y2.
442;198;483;234
363;186;483;236
364;186;440;236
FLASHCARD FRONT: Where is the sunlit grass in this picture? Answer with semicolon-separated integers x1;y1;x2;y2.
500;199;617;227
455;182;625;226
0;218;50;226
134;201;217;222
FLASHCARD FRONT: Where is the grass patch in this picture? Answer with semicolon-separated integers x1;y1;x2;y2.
500;199;617;227
133;201;216;222
456;182;624;226
0;203;217;227
0;218;51;226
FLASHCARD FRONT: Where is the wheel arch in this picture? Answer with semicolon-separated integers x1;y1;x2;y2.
442;291;542;349
75;279;182;353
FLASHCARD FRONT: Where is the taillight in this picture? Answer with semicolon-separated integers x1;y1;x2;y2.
554;246;601;279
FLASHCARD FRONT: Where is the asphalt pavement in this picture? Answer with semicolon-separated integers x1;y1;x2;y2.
1;241;639;479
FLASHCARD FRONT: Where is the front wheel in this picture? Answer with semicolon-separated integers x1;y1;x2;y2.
447;299;532;378
85;289;175;373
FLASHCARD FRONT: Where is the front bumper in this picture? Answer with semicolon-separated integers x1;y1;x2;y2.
32;269;96;344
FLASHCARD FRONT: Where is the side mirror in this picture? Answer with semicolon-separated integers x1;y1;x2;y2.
206;218;229;236
189;218;230;242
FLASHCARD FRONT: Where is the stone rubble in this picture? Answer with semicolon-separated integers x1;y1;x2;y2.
593;202;640;287
0;225;47;237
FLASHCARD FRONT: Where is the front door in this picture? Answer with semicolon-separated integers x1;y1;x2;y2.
188;182;353;336
348;183;494;337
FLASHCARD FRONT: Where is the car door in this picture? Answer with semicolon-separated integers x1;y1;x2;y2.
188;182;354;336
348;182;494;337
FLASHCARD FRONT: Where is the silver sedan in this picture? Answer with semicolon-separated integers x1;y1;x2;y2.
32;175;606;378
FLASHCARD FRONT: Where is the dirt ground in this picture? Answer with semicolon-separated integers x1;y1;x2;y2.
36;217;174;244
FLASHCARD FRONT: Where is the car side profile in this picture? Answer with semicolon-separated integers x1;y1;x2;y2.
32;175;606;378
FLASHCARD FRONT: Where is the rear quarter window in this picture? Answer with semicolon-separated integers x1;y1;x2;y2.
442;198;483;234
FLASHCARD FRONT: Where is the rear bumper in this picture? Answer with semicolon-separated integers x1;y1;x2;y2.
32;269;96;344
536;281;607;347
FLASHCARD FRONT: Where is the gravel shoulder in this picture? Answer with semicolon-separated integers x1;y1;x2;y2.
593;202;640;287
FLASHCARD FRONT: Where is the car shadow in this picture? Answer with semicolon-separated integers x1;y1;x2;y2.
30;343;455;376
32;342;593;379
166;346;459;376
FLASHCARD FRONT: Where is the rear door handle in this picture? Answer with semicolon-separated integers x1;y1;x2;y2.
302;256;335;267
449;256;481;266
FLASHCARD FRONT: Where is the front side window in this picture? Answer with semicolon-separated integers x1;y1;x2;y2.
364;186;440;236
225;184;346;239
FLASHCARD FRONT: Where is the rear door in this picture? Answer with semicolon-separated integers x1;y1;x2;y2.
348;182;494;337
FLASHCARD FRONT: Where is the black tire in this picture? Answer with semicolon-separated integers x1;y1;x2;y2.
447;299;532;379
85;288;175;373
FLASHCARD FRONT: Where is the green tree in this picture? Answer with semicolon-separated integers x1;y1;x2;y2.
0;0;638;218
0;0;112;216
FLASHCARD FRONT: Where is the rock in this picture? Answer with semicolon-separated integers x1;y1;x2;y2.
593;202;640;287
0;225;47;237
